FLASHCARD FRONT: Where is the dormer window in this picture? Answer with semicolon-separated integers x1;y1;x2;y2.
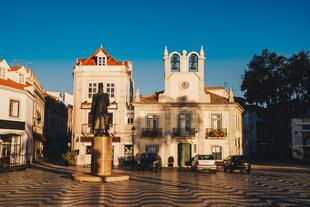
97;56;106;66
0;68;5;78
171;54;180;72
189;54;198;72
19;74;25;83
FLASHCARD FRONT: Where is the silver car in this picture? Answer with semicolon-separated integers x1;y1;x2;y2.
191;154;217;172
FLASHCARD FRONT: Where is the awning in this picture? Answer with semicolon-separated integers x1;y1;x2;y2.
33;133;46;142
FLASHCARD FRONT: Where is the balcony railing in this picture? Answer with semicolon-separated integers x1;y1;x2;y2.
141;128;162;138
206;128;227;138
172;128;195;137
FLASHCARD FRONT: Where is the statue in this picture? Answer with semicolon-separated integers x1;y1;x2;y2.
90;83;110;136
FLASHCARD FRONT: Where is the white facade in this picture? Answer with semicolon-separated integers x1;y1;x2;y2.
291;118;310;162
0;59;35;168
134;47;244;167
72;47;134;166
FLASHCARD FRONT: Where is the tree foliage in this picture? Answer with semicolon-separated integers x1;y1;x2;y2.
241;49;310;115
241;49;310;160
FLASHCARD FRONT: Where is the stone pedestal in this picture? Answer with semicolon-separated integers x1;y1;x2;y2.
91;135;112;176
72;135;129;182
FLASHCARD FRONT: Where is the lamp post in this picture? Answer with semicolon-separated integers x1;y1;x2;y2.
131;126;136;158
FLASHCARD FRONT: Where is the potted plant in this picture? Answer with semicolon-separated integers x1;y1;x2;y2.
168;156;174;167
62;151;75;166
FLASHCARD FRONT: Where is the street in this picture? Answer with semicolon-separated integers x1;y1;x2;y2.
0;163;310;206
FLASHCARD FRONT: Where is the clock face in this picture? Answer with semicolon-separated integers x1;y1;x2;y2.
180;81;190;90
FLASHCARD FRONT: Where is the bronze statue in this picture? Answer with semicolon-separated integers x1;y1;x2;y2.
90;83;110;136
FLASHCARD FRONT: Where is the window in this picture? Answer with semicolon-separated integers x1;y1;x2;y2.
86;146;92;154
88;82;97;99
106;83;115;98
211;146;222;160
124;145;133;156
19;74;24;83
0;68;4;78
146;145;158;153
108;112;113;127
9;100;20;117
147;114;158;129
127;116;134;124
178;113;190;129
170;54;180;72
97;56;106;65
189;54;198;72
211;114;222;129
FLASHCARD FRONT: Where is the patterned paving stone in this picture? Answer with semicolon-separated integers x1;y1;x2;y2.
0;164;310;207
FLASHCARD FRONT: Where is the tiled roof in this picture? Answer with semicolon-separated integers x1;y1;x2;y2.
204;89;229;104
0;78;26;90
140;90;164;104
77;47;128;66
0;59;3;63
204;86;225;90
9;66;23;71
138;88;230;104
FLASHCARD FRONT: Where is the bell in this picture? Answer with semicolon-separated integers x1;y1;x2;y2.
172;56;178;69
191;62;197;69
190;56;197;69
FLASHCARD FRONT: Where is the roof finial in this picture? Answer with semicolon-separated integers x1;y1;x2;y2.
100;43;103;48
164;46;168;57
229;88;234;102
135;87;141;102
200;45;204;56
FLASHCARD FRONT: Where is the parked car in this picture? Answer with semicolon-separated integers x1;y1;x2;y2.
136;153;162;171
191;154;217;172
223;155;251;173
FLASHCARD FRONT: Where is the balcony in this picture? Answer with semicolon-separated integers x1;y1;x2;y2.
172;128;195;137
141;128;162;138
206;128;227;138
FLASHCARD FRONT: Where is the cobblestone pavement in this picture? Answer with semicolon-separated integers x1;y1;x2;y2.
0;163;310;207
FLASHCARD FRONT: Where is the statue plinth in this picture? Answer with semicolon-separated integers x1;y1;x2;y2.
91;135;112;176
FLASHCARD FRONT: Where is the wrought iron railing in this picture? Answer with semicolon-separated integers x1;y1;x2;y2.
206;128;227;138
172;128;195;137
0;154;27;171
141;128;162;137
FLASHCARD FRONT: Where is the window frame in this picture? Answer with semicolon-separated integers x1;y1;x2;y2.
211;113;222;129
211;146;222;160
189;54;198;72
170;54;180;72
106;82;115;98
9;99;20;118
88;82;98;99
146;113;159;129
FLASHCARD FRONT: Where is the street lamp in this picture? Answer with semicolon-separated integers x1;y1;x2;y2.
131;126;136;158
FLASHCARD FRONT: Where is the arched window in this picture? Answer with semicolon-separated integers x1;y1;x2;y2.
189;54;198;72
170;54;180;72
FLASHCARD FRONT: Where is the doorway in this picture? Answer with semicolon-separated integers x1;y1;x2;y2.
178;143;191;167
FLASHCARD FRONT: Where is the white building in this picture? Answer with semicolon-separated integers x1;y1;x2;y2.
0;59;34;169
133;47;244;167
72;47;134;166
291;118;310;162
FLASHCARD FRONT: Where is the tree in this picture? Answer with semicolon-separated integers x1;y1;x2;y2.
241;49;310;160
241;49;287;107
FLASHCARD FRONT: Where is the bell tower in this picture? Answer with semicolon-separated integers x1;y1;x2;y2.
159;46;210;103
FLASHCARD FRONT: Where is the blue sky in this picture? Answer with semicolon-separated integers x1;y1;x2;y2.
1;0;309;96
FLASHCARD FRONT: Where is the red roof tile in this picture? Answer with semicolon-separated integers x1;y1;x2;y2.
9;66;23;71
204;89;229;104
78;47;128;66
0;78;26;90
138;89;230;104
